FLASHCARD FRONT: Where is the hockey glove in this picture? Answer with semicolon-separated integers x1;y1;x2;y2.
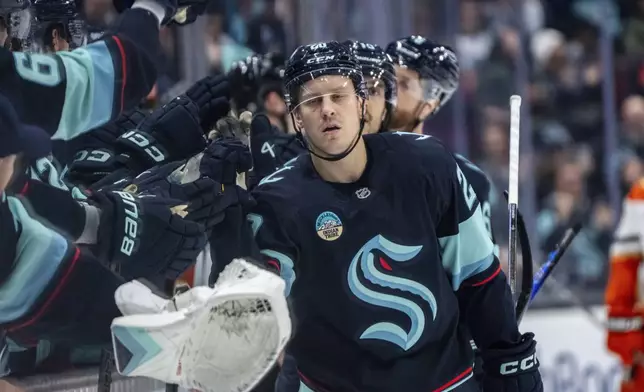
113;0;207;25
481;333;543;392
66;109;147;186
184;74;231;133
248;114;305;188
126;161;227;231
114;96;207;173
92;189;207;280
200;138;253;186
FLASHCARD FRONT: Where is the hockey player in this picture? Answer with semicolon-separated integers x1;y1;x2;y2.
605;178;644;392
0;0;212;142
343;40;397;134
249;41;541;392
384;35;458;135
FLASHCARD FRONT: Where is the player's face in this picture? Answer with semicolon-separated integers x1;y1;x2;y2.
293;75;363;155
364;77;387;134
390;66;436;131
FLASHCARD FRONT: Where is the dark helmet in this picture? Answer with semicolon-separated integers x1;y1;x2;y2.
343;39;397;131
386;35;459;114
228;51;286;112
283;41;366;112
4;0;85;51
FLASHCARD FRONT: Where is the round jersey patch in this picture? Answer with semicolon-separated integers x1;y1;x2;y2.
315;211;343;241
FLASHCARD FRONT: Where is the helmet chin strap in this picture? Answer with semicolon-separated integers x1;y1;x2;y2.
291;99;367;162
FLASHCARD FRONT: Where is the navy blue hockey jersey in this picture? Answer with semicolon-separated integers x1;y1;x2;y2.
249;132;518;392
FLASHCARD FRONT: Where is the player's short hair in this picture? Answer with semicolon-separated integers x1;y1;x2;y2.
42;21;69;51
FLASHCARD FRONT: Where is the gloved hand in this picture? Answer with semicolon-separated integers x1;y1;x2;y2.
481;333;543;392
200;137;253;186
184;74;231;133
67;109;147;187
126;161;227;231
114;95;208;173
91;189;207;280
248;114;305;188
607;308;644;366
113;0;209;25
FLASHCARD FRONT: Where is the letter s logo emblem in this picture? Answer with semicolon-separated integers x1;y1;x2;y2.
347;235;438;351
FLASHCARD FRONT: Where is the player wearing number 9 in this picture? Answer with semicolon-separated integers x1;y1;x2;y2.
0;0;209;147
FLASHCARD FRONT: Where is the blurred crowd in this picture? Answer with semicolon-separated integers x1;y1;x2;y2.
6;0;644;306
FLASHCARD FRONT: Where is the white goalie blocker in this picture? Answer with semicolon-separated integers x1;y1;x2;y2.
110;258;292;392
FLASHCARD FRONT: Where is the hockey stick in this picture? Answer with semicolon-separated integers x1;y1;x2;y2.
504;191;533;324
508;95;521;300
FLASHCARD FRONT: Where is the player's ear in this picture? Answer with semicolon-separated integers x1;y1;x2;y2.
293;109;304;129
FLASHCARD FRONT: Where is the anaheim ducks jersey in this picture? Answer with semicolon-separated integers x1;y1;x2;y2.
606;179;644;313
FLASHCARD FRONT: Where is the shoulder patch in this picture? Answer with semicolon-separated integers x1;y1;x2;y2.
315;211;343;241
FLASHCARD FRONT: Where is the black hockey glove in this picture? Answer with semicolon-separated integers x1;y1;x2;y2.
66;109;147;187
67;148;125;188
92;189;207;280
184;74;231;133
126;161;227;231
200;138;253;186
248;114;305;188
481;333;543;392
114;97;207;173
113;0;208;25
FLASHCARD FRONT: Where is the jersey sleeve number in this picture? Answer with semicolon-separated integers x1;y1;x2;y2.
14;53;63;87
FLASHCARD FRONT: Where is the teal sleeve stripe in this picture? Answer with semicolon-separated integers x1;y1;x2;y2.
439;203;495;290
260;249;296;297
0;197;69;323
52;41;115;141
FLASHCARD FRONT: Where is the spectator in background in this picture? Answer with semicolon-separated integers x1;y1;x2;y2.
455;1;494;71
42;22;70;53
537;153;612;288
246;0;287;55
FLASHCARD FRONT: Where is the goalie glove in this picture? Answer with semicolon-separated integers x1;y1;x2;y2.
110;259;291;392
184;74;231;133
481;332;543;392
92;189;207;280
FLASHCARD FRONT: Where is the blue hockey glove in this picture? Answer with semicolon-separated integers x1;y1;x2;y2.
481;332;543;392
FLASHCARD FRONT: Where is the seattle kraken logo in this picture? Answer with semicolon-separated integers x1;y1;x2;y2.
347;235;438;351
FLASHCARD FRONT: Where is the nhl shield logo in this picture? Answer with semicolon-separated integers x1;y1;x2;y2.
315;211;343;241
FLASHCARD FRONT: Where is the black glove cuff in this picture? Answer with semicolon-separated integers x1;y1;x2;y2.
91;190;141;269
116;130;170;171
481;333;539;377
